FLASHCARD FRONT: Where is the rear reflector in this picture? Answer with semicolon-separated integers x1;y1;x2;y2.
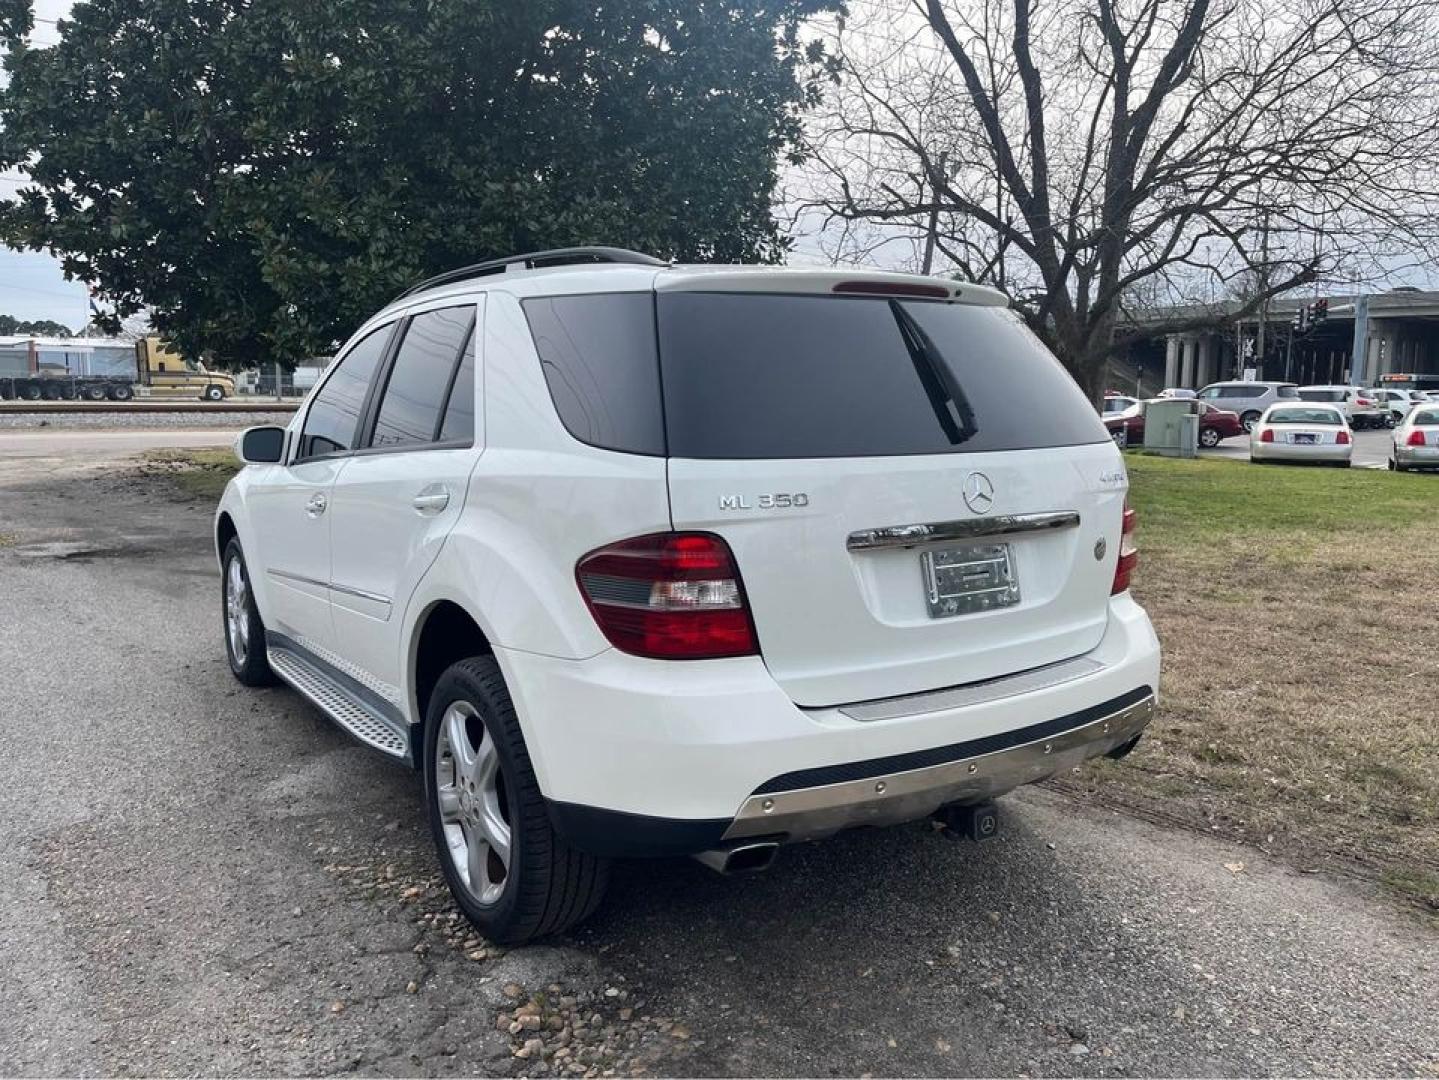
576;532;757;660
1260;428;1275;443
832;280;951;299
1111;502;1138;595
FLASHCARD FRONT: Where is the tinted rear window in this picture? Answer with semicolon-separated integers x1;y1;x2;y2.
1414;410;1439;425
656;294;1106;459
1298;389;1346;403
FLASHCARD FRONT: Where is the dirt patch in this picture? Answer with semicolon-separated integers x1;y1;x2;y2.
136;448;241;501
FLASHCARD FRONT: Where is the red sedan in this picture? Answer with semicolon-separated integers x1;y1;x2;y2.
1103;400;1245;448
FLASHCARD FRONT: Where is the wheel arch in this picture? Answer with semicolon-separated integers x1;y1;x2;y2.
407;598;496;766
215;510;238;568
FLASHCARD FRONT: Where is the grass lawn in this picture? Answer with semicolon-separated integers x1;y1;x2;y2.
1052;453;1439;913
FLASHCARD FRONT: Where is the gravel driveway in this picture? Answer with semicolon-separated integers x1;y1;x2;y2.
0;446;1435;1078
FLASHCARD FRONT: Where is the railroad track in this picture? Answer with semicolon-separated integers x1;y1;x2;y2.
0;399;299;415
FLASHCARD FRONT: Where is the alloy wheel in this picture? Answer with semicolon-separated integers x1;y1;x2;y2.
435;701;512;905
225;555;250;664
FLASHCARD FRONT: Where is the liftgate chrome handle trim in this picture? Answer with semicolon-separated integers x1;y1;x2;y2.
846;511;1081;551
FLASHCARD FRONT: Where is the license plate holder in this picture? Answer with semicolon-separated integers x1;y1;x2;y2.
1293;432;1317;444
921;542;1020;618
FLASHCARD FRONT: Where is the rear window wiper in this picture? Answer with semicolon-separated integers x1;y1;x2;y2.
890;300;977;446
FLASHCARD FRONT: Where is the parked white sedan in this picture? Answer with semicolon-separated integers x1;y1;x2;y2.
1250;404;1352;466
1390;404;1439;472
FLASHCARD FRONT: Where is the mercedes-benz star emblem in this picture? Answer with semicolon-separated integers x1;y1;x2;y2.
963;472;995;514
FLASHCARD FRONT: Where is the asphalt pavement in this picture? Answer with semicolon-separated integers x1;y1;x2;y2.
1;442;1436;1077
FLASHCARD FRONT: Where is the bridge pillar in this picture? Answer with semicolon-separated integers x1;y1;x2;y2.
1164;336;1179;388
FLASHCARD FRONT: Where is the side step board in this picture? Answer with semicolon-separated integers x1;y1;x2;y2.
268;645;411;762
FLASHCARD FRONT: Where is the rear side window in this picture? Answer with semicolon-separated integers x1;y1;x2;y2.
523;294;664;455
438;341;475;443
657;293;1106;459
1276;385;1300;399
370;306;474;448
1298;389;1345;403
298;324;392;460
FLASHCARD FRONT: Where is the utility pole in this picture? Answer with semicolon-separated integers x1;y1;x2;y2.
1255;210;1271;373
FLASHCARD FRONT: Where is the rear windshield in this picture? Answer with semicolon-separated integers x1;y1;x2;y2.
1297;389;1346;403
1268;407;1342;424
1413;410;1439;425
655;293;1106;459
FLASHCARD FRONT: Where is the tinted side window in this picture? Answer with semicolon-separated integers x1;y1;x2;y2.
298;325;392;460
523;294;665;456
658;294;1106;459
370;306;474;448
1276;385;1300;399
439;331;476;443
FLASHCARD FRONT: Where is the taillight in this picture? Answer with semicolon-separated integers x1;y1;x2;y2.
576;532;757;660
1337;429;1351;445
1112;502;1138;595
1408;430;1427;446
1356;398;1372;407
1259;428;1275;443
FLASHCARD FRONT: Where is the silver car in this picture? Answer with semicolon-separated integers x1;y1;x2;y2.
1196;381;1300;433
1390;404;1439;472
1250;404;1352;466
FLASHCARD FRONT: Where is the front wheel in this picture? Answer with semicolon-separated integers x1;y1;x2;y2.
1241;411;1261;433
222;539;275;686
424;657;609;945
1198;427;1222;448
203;385;226;401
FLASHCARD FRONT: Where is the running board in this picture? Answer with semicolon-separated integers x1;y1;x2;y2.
268;645;411;761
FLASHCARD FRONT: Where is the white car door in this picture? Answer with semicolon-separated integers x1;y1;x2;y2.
247;322;396;654
326;299;481;704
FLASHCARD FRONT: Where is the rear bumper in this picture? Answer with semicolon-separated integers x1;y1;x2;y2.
1251;441;1351;462
501;594;1160;856
1395;444;1439;466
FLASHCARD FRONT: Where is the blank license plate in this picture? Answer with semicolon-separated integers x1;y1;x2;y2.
921;543;1020;618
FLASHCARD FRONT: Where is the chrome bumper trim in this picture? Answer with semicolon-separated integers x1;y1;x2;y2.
722;694;1155;844
835;656;1106;722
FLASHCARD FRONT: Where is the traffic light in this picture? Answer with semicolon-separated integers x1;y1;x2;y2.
1312;298;1328;325
1292;306;1308;334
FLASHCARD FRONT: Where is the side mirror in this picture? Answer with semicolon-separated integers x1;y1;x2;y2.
236;425;286;465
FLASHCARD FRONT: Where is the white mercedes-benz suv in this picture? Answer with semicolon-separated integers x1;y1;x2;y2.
216;248;1161;943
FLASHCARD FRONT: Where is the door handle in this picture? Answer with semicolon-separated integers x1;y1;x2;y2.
412;485;450;514
305;492;327;517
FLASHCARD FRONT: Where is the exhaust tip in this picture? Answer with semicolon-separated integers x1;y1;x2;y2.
693;841;779;876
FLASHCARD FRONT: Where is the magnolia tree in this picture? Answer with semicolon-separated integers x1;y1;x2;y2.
0;0;834;368
802;0;1439;397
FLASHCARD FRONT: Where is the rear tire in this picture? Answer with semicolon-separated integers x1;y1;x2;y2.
222;538;275;686
1241;411;1261;433
20;383;42;401
1199;427;1221;448
82;384;108;401
424;656;609;945
109;384;135;402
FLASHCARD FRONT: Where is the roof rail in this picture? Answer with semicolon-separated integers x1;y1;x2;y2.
394;247;668;301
